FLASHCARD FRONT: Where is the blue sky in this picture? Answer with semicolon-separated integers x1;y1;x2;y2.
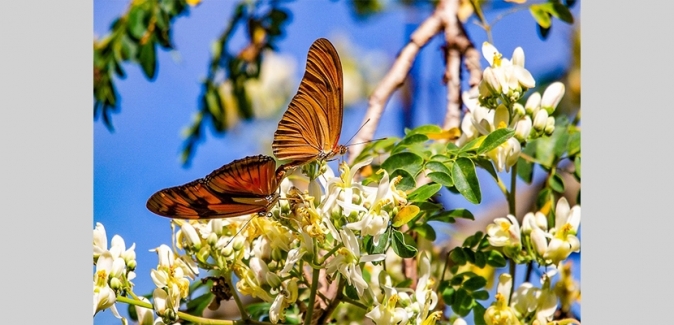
94;1;580;324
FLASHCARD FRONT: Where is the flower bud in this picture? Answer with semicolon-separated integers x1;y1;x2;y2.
541;82;565;114
482;67;501;94
197;246;210;263
181;223;201;251
525;92;541;116
266;272;282;288
220;243;233;257
544;116;556;135
533;109;549;132
126;259;137;270
207;232;218;246
232;235;246;251
512;103;525;119
398;291;412;307
514;115;532;143
110;277;122;291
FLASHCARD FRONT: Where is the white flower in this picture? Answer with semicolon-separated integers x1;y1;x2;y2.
481;42;535;98
153;287;180;322
93;251;122;318
487;137;521;173
544;198;581;267
484;274;520;325
487;215;521;248
541;82;565;114
365;285;408;325
326;228;385;296
93;222;107;259
178;222;201;251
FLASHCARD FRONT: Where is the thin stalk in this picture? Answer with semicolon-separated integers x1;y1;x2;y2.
116;296;239;325
303;268;321;325
508;161;518;215
226;274;249;322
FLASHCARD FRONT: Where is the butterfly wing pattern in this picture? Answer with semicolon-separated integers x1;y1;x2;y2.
272;38;347;170
147;39;349;221
146;155;285;219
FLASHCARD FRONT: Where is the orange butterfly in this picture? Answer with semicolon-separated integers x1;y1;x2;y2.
272;38;347;170
146;155;285;219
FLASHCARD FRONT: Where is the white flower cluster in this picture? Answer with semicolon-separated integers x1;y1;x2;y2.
123;158;421;324
93;223;136;319
486;197;581;268
458;42;566;173
484;273;558;325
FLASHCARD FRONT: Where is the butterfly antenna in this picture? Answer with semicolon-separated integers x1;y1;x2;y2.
345;137;388;147
343;118;371;146
220;215;257;249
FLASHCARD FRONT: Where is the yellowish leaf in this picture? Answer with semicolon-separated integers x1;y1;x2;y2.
393;205;420;227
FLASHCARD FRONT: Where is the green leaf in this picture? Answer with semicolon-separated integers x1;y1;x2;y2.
391;169;416;191
449;247;467;265
452;158;482;204
474;157;498;183
463;276;487;291
382;152;424;177
452;288;475;317
472;290;490;301
462;247;476;264
391;230;417;258
441;285;455;305
426;161;451;174
398;134;429;147
414;223;437;241
474;250;486;268
430;154;452;163
458;136;483;154
128;7;148;40
407;183;442;202
549;172;565;193
407;124;442;135
486;250;507;267
186;292;215;317
427;172;454;187
477;128;515;154
530;4;552;28
519;140;537;181
139;41;157;79
473;303;487;325
550;2;574;23
568;130;581;156
344;284;360;300
574;156;581;180
366;230;390;255
433;209;474;222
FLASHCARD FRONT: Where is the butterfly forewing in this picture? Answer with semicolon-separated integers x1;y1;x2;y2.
146;155;284;219
272;38;345;168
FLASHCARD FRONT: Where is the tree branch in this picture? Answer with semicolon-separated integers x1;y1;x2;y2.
346;4;444;164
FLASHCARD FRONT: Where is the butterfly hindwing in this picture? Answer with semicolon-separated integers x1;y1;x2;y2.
146;155;284;219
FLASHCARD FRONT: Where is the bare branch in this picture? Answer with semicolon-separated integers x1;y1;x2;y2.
346;5;445;164
441;0;463;130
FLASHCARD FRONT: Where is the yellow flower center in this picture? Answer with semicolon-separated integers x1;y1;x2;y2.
499;221;511;232
493;53;503;67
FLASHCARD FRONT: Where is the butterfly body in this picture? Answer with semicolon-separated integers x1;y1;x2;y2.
272;38;346;170
146;155;285;219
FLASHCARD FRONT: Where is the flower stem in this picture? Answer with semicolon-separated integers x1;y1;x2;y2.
341;296;367;310
508;161;518;215
116;296;240;325
304;268;321;325
226;273;249;322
